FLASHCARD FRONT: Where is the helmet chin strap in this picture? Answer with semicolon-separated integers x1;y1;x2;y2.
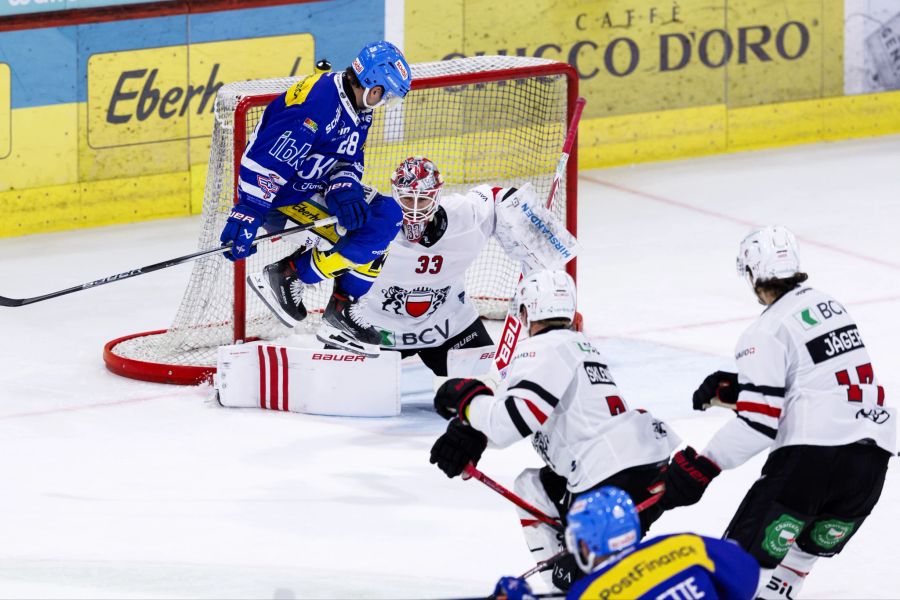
362;87;385;109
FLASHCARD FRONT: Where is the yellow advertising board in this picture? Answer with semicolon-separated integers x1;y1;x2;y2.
87;33;314;148
0;63;9;159
405;0;843;118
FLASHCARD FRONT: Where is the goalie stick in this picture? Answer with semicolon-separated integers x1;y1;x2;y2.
494;96;586;374
0;216;338;308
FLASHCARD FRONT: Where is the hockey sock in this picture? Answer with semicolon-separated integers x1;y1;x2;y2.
757;545;818;600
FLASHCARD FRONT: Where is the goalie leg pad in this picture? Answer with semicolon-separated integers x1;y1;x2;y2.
216;344;400;416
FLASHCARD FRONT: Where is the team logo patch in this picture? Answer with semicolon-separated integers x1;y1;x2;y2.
762;514;805;559
379;329;396;348
381;285;450;318
810;519;856;550
302;117;318;132
352;58;364;74
395;59;409;80
256;173;281;199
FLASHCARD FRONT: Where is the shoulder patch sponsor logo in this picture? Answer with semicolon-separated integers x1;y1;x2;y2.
302;117;318;133
806;325;865;364
735;346;756;360
576;342;602;356
794;307;820;330
584;361;614;385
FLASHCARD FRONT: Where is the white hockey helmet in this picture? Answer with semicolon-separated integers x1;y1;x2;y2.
391;156;444;242
516;269;577;325
736;225;801;286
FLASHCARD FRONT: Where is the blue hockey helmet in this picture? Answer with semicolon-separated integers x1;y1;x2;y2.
351;40;412;109
565;486;640;572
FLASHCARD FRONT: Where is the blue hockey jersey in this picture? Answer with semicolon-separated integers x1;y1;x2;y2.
237;71;373;212
567;534;758;600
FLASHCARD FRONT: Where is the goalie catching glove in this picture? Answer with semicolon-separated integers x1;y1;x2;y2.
659;446;721;509
433;377;493;421
429;419;488;478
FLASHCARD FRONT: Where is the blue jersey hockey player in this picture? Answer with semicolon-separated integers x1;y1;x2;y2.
493;487;759;600
219;41;411;356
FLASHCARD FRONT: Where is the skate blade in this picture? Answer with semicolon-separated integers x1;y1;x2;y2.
315;325;381;358
246;273;296;329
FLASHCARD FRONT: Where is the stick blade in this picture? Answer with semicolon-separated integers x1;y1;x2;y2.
0;296;25;307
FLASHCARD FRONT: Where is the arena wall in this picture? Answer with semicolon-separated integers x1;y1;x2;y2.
0;0;898;237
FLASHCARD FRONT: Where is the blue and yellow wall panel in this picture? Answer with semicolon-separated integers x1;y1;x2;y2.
0;0;383;236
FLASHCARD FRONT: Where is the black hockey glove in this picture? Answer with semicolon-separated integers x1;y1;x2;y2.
429;419;488;478
659;446;721;510
433;377;493;422
692;370;739;410
550;552;583;592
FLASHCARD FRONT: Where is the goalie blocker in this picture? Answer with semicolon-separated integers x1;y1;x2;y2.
215;345;400;417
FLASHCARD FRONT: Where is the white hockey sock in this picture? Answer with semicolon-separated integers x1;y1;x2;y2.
513;469;564;590
757;546;819;600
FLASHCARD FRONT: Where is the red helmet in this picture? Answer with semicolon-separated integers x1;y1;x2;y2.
391;157;444;242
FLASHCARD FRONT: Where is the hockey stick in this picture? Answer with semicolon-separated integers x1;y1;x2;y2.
0;216;338;308
463;465;667;535
493;97;586;374
463;464;563;531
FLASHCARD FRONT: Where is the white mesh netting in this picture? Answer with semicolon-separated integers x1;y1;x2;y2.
109;56;573;371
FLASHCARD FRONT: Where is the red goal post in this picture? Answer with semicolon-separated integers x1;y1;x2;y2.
104;56;580;385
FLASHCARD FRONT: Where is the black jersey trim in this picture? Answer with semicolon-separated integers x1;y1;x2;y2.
740;383;786;397
505;397;533;437
509;380;560;408
738;415;777;440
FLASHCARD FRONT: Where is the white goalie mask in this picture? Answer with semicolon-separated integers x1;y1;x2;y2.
391;156;444;242
736;225;801;286
516;269;577;326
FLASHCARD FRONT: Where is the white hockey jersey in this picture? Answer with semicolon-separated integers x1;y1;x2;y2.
704;286;896;469
360;185;499;350
467;327;681;493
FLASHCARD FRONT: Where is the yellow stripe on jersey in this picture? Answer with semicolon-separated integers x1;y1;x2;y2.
311;247;356;279
284;72;324;107
352;251;388;281
579;535;714;600
278;200;341;243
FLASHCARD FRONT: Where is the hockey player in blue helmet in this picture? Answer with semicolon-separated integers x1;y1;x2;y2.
493;487;759;600
220;41;411;356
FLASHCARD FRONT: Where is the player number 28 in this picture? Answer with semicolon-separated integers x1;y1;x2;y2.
337;132;359;155
415;255;443;274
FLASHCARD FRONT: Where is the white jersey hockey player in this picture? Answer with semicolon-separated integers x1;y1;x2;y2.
428;269;680;592
359;156;576;376
659;225;895;600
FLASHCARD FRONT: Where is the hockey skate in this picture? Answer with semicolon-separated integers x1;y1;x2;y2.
316;291;382;357
247;253;308;328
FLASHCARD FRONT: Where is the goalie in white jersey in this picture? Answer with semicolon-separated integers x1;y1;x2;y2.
358;156;572;376
428;269;681;592
659;226;895;599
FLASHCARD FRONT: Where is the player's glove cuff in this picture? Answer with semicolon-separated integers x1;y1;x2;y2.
433;377;494;422
660;446;721;510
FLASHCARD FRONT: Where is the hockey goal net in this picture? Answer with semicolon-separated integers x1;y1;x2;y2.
104;56;579;385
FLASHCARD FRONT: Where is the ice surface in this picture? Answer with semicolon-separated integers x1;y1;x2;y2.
1;136;898;598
